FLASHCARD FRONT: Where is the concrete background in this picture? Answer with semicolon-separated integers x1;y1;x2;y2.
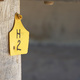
21;1;80;45
22;45;80;80
21;1;80;80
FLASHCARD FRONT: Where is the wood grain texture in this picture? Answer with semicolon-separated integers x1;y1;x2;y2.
0;0;21;80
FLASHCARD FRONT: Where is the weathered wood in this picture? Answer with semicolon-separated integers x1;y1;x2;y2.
0;0;21;80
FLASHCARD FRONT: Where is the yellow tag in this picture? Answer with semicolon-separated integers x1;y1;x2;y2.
9;13;29;56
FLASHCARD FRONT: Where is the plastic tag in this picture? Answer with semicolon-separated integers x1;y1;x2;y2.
9;13;29;56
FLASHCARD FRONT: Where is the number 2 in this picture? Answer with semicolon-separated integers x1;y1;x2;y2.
17;40;21;51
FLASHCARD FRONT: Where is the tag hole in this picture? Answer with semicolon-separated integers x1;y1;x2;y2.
13;46;15;50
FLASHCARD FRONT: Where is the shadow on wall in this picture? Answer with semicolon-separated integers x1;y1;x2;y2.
21;1;80;80
21;1;80;44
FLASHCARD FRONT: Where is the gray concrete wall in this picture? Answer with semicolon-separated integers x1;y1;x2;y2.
22;45;80;80
21;1;80;80
21;1;80;45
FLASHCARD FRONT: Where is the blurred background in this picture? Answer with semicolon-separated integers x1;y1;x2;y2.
21;1;80;80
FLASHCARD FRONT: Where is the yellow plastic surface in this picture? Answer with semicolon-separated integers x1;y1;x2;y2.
9;13;29;56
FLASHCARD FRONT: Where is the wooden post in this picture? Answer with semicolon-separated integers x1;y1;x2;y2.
0;0;21;80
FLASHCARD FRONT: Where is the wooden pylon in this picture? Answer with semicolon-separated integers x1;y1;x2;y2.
0;0;21;80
